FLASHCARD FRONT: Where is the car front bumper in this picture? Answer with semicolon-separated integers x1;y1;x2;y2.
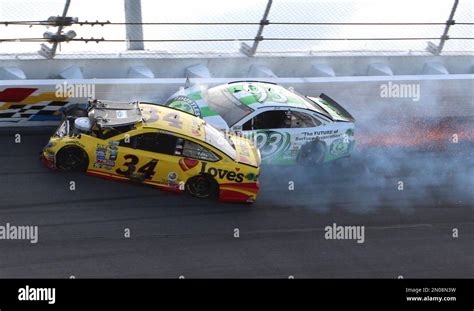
41;152;56;170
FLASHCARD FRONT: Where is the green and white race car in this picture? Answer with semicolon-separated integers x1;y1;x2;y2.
164;81;355;165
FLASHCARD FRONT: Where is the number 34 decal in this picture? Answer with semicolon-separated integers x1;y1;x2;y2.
116;154;158;180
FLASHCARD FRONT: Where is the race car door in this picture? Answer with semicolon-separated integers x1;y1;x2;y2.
236;107;327;164
110;131;183;189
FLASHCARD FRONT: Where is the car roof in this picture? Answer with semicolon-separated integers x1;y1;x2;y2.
224;81;318;112
138;103;207;142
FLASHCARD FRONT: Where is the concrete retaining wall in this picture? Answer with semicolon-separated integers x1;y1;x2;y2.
0;74;472;127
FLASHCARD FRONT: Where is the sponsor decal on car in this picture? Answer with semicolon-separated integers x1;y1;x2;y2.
329;138;350;156
116;110;128;119
200;162;244;183
245;173;257;181
168;171;178;182
94;143;117;170
165;95;201;117
190;118;202;137
179;158;199;172
95;144;107;159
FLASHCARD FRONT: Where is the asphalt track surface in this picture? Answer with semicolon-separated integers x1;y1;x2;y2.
0;127;473;278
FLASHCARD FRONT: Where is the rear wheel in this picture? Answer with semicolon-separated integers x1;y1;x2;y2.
56;146;89;172
297;140;326;166
186;175;218;199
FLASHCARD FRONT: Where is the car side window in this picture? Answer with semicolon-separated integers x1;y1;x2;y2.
242;110;291;130
138;133;178;155
181;139;219;162
290;111;322;128
119;132;178;155
99;124;134;140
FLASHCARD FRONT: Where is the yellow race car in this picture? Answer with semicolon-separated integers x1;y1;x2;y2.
42;100;261;203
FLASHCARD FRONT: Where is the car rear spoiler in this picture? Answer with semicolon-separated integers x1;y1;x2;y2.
227;80;277;85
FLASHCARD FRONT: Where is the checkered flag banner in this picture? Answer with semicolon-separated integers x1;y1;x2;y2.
0;87;70;125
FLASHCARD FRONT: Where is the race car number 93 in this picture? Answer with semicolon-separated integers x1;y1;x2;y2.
255;131;290;159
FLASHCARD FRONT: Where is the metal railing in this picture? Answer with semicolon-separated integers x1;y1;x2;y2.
0;0;472;58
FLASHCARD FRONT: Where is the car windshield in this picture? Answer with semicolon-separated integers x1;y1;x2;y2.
204;123;237;160
205;85;253;127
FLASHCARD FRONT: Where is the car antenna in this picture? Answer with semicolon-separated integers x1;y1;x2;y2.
184;73;191;89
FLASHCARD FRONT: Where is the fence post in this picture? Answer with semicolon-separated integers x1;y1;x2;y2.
427;0;459;55
124;0;144;50
240;0;272;56
51;0;71;56
37;0;71;59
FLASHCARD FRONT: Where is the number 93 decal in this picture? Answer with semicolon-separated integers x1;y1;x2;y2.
255;131;291;160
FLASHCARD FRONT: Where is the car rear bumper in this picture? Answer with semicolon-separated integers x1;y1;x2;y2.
218;182;259;203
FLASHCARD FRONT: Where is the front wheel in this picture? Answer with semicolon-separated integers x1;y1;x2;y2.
56;147;89;172
185;175;218;199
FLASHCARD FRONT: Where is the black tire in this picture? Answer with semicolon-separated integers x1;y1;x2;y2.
186;175;218;199
297;140;326;166
56;146;89;172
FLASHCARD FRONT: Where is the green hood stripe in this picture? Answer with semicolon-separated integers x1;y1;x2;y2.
239;95;258;106
200;106;219;117
227;85;244;92
187;91;203;101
